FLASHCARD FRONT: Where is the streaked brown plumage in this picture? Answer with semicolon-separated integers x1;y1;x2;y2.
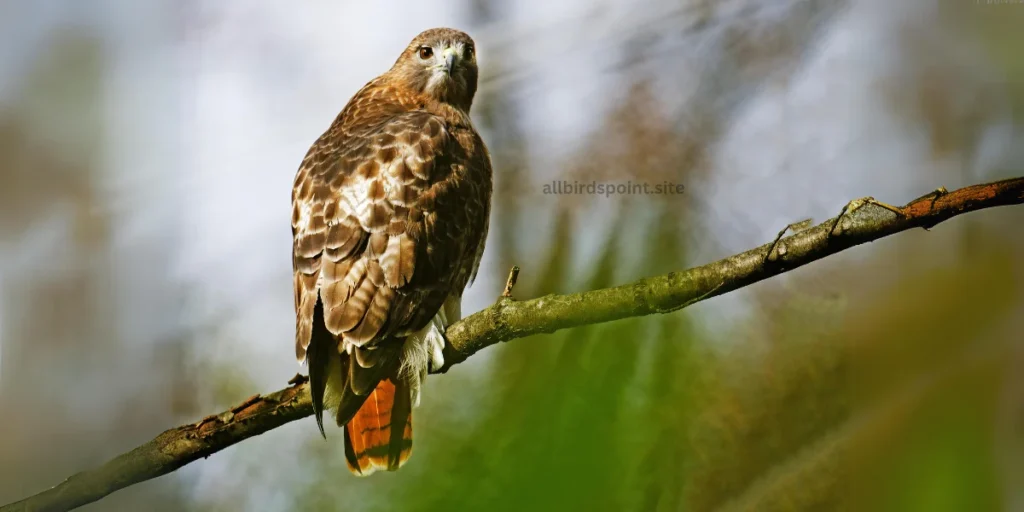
292;28;491;475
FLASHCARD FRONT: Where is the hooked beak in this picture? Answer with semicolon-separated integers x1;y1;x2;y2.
441;48;457;75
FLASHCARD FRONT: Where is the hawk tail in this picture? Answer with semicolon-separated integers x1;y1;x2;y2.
343;377;413;475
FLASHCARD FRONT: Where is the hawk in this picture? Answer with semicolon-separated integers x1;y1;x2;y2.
291;28;491;475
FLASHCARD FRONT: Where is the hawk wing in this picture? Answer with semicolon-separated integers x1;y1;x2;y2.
292;106;489;432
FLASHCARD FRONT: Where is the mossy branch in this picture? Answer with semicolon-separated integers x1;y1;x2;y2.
3;177;1023;512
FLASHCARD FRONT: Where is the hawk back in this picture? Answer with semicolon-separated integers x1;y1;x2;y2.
291;69;491;475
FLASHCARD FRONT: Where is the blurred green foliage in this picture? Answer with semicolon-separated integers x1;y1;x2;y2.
292;203;1020;511
287;5;1024;509
3;3;1022;511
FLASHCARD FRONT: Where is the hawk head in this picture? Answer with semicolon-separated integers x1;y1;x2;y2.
389;28;478;112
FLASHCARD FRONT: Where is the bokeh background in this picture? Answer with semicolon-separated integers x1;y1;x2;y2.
2;0;1023;510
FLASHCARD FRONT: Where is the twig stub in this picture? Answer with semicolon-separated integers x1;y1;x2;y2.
502;265;521;298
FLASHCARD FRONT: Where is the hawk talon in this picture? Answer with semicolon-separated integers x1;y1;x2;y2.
428;328;450;373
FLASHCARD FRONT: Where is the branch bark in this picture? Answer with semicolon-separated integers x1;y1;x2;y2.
3;177;1023;512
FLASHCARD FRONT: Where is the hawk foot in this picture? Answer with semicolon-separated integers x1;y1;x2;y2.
428;327;447;373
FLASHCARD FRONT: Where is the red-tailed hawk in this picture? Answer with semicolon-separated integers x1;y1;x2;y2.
291;28;491;475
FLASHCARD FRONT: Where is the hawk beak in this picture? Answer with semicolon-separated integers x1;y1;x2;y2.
442;48;457;75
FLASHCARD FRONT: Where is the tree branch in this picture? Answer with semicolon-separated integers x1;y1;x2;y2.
3;177;1022;512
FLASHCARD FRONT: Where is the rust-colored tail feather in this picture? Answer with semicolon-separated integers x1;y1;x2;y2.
343;377;413;475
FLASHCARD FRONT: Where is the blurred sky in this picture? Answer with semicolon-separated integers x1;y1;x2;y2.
1;0;1021;510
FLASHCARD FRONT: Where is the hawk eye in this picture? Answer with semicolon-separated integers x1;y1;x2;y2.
465;45;474;58
417;46;433;60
